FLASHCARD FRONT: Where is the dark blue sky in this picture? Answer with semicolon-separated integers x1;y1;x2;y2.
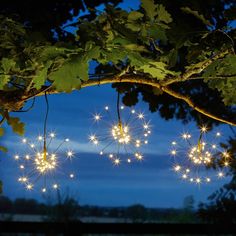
0;0;233;208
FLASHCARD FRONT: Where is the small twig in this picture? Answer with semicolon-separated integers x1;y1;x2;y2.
12;97;35;113
0;116;6;126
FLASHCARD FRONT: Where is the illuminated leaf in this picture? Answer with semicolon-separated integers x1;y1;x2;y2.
140;61;176;79
156;4;172;24
1;58;16;73
7;117;25;135
0;146;7;153
0;74;10;89
141;0;157;20
128;11;144;21
0;127;4;136
181;7;211;26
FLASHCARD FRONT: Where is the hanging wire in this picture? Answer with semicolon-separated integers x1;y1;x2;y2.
117;91;124;136
117;91;121;123
13;97;36;113
43;91;49;160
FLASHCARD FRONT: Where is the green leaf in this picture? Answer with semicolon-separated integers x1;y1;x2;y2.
101;48;127;64
141;0;157;20
0;74;10;89
148;25;167;43
203;55;236;105
123;44;147;52
49;57;83;92
128;52;150;67
139;61;176;79
39;46;72;62
33;63;52;90
181;7;211;26
0;127;4;136
156;4;172;24
128;11;144;21
7;117;25;135
0;146;7;153
152;87;163;95
49;45;100;92
1;58;16;73
85;45;101;61
125;22;141;32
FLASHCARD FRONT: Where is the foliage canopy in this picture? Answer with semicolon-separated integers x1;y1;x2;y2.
0;0;236;148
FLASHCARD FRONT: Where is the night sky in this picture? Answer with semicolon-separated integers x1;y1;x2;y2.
0;0;232;208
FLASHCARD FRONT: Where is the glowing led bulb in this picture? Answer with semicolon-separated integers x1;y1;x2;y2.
67;151;74;158
217;172;224;178
182;133;189;139
224;161;229;167
138;113;144;119
174;165;181;172
206;177;211;183
114;158;120;165
14;155;19;160
94;114;101;121
105;106;109;110
69;173;74;179
22;138;27;143
53;184;58;189
38;136;43;141
171;150;177;155
182;174;187;179
26;184;33;190
201;126;207;133
42;188;46;193
196;178;201;184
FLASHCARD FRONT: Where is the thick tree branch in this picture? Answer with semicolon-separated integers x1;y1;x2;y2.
20;73;236;126
22;74;162;100
1;71;235;126
161;86;236;126
162;49;232;86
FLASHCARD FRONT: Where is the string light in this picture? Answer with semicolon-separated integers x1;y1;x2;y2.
14;133;76;193
170;126;230;185
89;105;151;165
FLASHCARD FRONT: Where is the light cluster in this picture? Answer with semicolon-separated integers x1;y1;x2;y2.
170;126;230;184
89;106;151;165
14;133;76;192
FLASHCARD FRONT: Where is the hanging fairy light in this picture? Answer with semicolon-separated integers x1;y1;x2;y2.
15;133;75;192
89;93;151;165
14;92;76;193
170;126;231;184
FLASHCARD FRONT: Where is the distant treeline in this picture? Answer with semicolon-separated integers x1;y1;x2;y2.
0;195;199;223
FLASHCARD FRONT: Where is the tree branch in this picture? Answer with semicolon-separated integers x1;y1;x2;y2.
162;49;232;86
20;73;236;126
161;86;236;126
